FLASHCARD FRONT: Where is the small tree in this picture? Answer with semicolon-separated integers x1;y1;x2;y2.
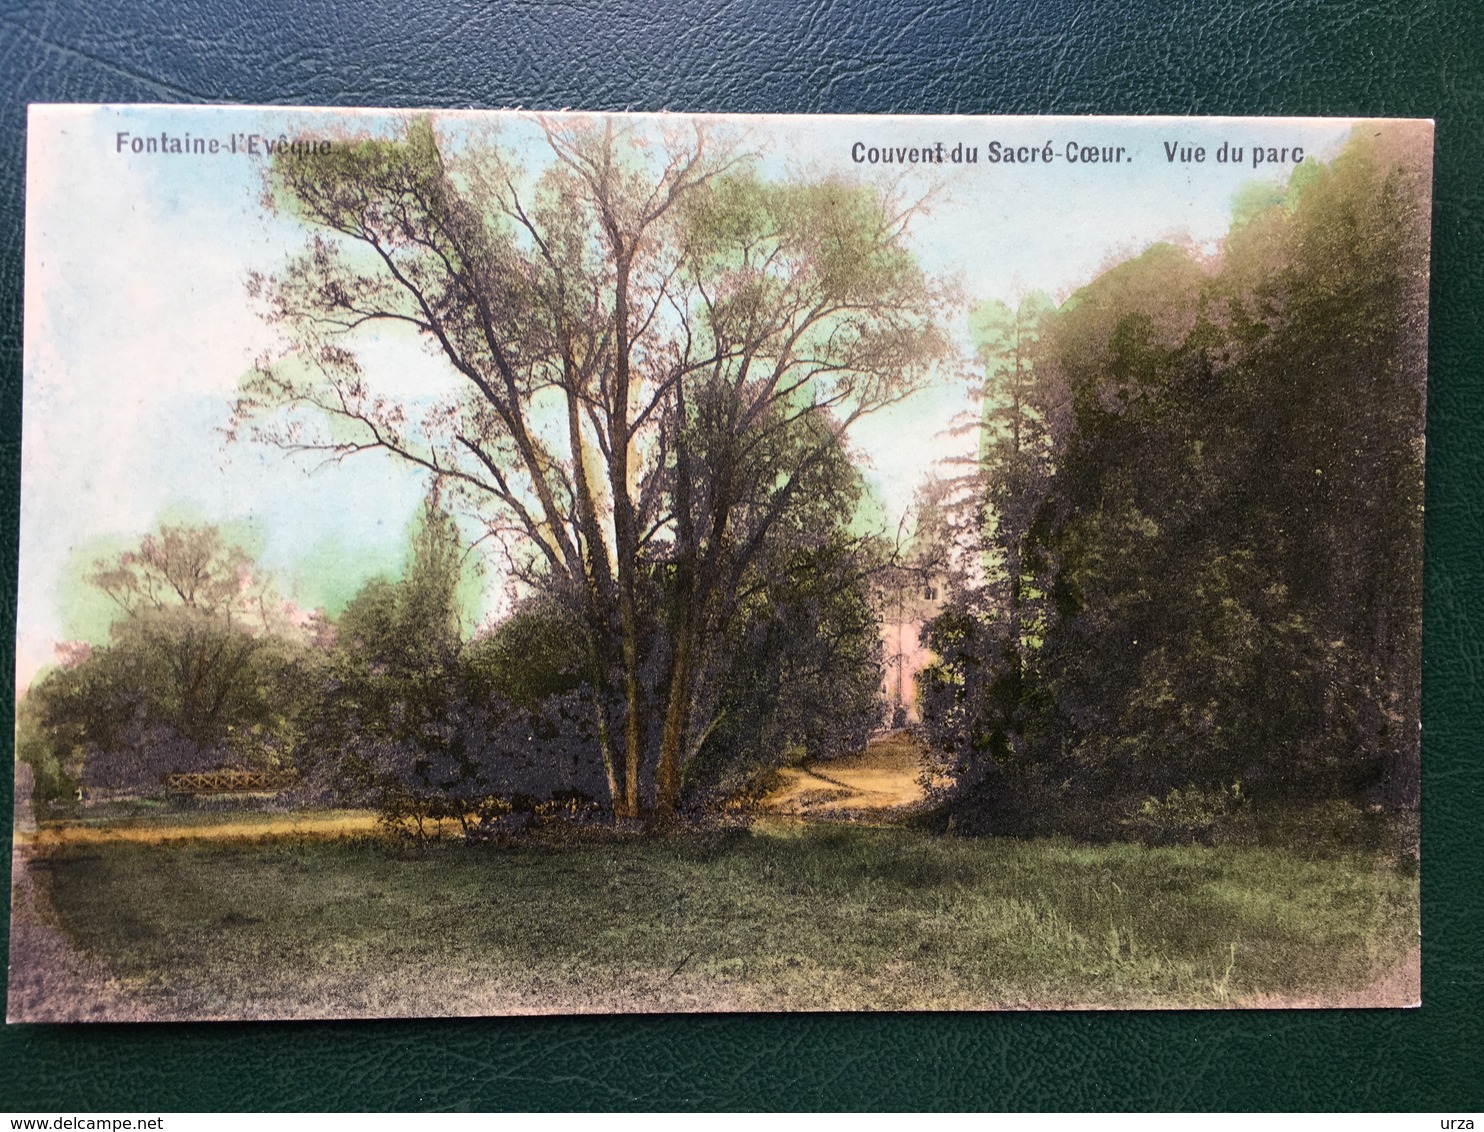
30;525;311;794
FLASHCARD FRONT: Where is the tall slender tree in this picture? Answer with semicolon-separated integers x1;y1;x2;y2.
970;293;1057;659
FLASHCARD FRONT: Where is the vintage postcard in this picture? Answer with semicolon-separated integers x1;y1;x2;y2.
9;107;1430;1020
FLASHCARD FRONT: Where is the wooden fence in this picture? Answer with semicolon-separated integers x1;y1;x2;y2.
162;768;299;794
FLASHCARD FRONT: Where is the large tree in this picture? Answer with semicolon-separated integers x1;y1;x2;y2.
239;117;948;818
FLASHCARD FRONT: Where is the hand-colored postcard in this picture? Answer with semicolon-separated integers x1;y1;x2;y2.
10;107;1430;1020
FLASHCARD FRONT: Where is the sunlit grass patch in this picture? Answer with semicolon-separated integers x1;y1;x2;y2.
18;807;383;847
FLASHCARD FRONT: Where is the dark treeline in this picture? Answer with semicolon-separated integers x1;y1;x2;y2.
919;125;1430;839
21;496;886;830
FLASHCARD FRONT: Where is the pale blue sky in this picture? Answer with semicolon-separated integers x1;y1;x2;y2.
19;106;1365;689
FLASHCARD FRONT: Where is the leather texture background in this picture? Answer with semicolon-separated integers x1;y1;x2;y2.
1;0;1480;1112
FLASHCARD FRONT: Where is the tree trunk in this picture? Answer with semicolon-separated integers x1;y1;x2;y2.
655;620;697;817
618;594;645;818
608;249;647;820
587;687;628;819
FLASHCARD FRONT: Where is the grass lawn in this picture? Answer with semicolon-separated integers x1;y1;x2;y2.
14;819;1419;1019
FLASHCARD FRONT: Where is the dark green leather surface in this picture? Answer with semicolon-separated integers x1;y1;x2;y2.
1;0;1480;1111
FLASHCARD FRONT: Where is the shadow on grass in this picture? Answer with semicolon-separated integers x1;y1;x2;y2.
11;820;1420;1020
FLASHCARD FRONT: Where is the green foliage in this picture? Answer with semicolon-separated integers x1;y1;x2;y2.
686;533;885;801
336;496;465;676
683;174;933;314
462;597;588;711
301;497;468;794
922;125;1429;836
15;693;78;805
294;496;610;825
1121;783;1248;846
668;395;888;804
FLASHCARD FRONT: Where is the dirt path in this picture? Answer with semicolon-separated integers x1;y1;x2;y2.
756;731;945;818
13;809;384;848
